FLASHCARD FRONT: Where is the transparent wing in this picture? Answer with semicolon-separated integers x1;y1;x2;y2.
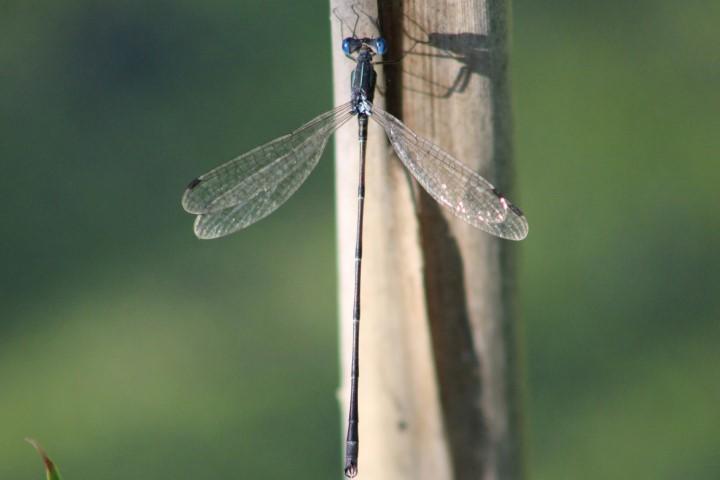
183;102;353;215
183;103;354;239
372;105;528;240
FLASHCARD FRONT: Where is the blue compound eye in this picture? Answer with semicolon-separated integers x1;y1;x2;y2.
374;37;387;55
343;37;359;55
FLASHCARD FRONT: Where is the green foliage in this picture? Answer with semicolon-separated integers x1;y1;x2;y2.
27;440;62;480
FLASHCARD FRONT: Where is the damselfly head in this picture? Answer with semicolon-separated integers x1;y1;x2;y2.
342;37;387;56
342;37;360;55
371;37;387;55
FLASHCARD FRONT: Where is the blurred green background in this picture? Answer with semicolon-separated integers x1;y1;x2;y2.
1;0;718;479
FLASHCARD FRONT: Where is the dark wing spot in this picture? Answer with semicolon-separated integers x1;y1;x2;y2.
509;203;524;217
187;177;202;190
493;187;524;216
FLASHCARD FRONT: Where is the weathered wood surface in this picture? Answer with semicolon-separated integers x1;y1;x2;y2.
331;1;524;478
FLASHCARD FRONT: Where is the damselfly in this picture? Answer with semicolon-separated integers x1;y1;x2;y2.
182;35;528;478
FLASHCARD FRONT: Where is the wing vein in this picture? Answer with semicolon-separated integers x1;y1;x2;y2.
371;105;528;240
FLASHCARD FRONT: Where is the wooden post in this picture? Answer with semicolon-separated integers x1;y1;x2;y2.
331;1;524;479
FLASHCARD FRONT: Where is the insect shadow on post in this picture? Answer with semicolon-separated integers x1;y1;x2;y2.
374;9;522;478
393;12;492;99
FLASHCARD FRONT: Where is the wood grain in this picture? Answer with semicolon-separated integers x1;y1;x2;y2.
331;1;524;478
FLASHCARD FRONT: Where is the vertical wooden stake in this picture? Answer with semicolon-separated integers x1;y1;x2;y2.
331;1;524;479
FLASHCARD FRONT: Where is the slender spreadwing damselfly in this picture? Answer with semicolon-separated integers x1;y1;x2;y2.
181;31;528;478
